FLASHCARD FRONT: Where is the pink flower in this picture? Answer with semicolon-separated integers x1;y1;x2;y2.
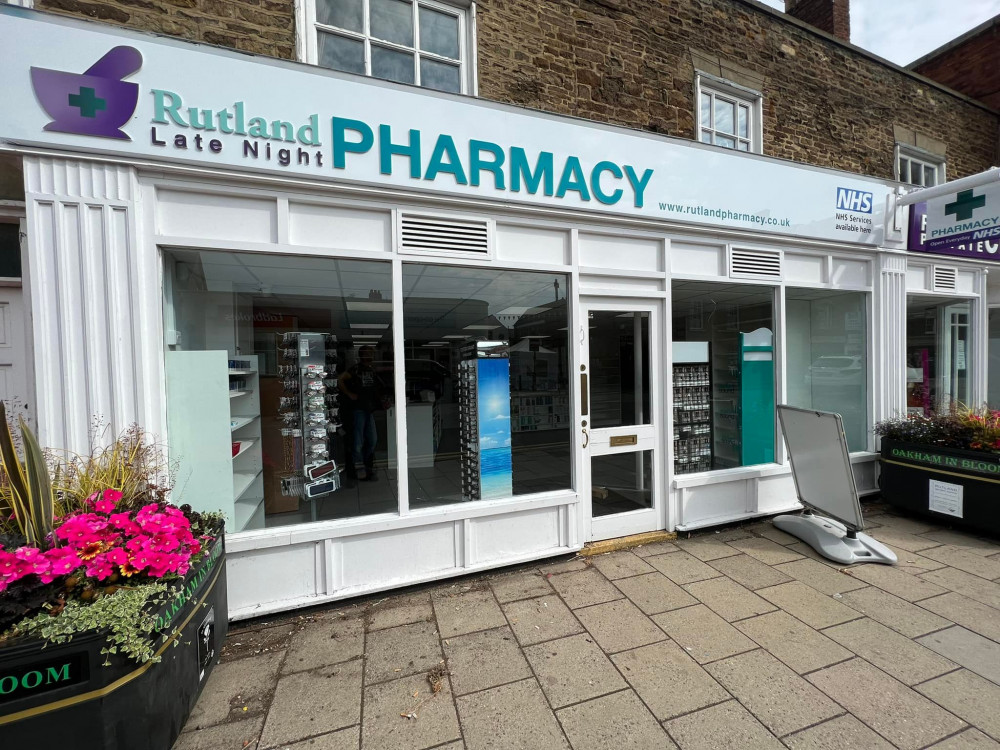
12;547;51;579
44;547;82;576
0;550;30;583
84;553;115;580
108;512;141;536
55;514;108;545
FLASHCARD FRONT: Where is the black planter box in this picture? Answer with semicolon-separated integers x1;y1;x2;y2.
879;439;1000;537
0;532;228;749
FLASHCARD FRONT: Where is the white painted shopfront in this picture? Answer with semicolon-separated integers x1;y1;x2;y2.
1;7;993;619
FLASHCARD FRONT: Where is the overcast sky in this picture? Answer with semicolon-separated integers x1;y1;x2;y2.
756;0;1000;66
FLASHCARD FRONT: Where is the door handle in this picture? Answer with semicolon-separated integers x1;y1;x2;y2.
582;427;589;449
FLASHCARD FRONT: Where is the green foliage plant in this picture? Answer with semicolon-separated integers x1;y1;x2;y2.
0;401;60;547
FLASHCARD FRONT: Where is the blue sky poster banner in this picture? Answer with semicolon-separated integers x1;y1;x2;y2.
476;358;513;500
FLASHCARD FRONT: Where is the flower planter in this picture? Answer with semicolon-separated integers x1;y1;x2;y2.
878;439;1000;537
0;533;227;749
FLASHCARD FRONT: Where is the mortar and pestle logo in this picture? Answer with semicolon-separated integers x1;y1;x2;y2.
31;46;143;141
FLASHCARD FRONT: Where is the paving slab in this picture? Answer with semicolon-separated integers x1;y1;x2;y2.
651;604;758;664
664;700;784;750
745;522;800;546
547;568;623;609
734;611;852;674
185;650;283;728
361;671;461;750
259;660;363;748
727;537;804;565
916;669;1000;742
839;586;952;638
877;514;941;535
280;726;360;750
633;540;681;557
523;633;627;708
221;622;296;662
503;594;583;646
845;563;949;602
806;658;966;750
612;571;698;615
823;617;957;685
683;576;776;622
443;625;532;696
708;553;793;590
927;729;1000;749
369;595;435;631
674;535;744;562
920;530;1000;556
173;716;265;750
433;587;507;638
784;542;846;570
917;626;1000;685
538;558;589;575
705;649;841;737
781;715;895;750
772;558;867;596
918;592;1000;644
588;550;656;580
644;550;721;584
869;526;944;553
455;678;570;750
365;620;443;683
921;546;1000;581
490;570;554;603
574;597;666;653
755;581;860;629
556;689;676;750
282;615;364;674
888;545;951;575
920;567;1000;609
611;640;729;721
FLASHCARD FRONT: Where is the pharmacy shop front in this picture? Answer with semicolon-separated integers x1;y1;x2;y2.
5;7;985;619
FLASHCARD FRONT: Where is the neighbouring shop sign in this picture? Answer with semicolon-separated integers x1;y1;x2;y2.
0;6;894;245
908;181;1000;260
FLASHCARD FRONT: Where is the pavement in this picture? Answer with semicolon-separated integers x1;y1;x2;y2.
173;503;1000;750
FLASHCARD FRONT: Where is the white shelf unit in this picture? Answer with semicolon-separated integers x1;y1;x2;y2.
167;351;265;532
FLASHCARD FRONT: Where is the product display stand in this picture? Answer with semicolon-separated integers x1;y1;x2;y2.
672;342;712;474
458;341;513;502
165;351;264;531
277;332;341;520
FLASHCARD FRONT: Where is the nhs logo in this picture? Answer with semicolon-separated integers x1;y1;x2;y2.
836;188;873;214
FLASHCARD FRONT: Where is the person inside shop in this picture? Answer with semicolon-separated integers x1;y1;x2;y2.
338;346;386;482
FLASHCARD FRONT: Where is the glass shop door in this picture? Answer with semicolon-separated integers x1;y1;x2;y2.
580;298;662;541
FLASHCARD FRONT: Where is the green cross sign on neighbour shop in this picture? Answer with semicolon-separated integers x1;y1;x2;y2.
944;189;987;222
68;87;106;118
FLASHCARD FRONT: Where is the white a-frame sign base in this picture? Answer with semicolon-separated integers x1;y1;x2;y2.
774;512;896;566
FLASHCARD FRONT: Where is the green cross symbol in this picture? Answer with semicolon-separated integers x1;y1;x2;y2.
67;87;106;119
944;189;987;222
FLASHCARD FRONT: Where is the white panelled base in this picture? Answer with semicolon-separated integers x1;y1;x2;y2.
225;499;578;620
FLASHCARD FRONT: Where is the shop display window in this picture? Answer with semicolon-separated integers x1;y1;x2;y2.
672;281;776;471
162;250;396;531
786;290;868;452
401;264;571;508
906;297;972;415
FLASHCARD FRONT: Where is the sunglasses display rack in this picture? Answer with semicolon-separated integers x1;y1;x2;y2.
278;332;342;517
458;340;513;502
673;360;713;475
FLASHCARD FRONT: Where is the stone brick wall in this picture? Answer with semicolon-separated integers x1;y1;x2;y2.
476;0;999;181
35;0;296;60
912;20;1000;111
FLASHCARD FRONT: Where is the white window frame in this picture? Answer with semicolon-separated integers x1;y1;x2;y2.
895;144;946;188
694;72;763;154
295;0;476;95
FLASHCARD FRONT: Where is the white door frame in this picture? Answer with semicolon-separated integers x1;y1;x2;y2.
580;296;664;541
0;217;34;429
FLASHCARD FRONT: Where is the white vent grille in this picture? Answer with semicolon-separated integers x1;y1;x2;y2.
933;266;958;292
729;248;782;280
397;211;492;257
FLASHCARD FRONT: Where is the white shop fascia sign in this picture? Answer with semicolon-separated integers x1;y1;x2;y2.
1;6;892;245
